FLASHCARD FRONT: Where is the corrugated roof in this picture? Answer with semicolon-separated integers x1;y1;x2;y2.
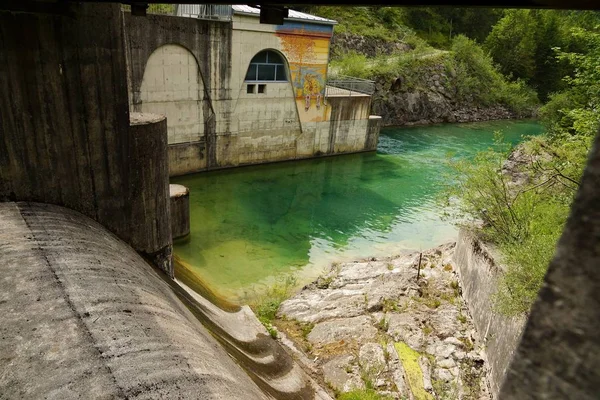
232;5;337;25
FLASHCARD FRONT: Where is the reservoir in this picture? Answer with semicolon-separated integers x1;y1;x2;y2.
173;120;543;304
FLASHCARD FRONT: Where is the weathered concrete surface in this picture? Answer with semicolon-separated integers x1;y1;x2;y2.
500;131;600;399
366;115;383;151
129;113;172;276
125;12;381;176
453;229;526;398
0;4;172;274
170;184;190;239
176;280;332;400
125;12;230;172
0;202;269;399
276;243;490;399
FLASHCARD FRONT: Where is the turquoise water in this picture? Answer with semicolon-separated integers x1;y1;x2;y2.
173;120;544;303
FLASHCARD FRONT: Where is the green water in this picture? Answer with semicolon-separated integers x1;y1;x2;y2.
173;120;544;303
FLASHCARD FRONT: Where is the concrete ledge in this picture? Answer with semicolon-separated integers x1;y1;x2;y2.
170;184;190;239
453;228;526;398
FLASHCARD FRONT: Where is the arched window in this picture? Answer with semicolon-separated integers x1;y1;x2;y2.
245;50;288;82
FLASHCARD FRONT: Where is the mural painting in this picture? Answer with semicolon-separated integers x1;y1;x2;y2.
276;22;333;123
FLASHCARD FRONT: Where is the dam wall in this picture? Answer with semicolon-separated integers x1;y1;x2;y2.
0;4;172;274
125;11;381;176
0;202;269;399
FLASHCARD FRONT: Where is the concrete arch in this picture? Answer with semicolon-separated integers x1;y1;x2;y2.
140;44;204;145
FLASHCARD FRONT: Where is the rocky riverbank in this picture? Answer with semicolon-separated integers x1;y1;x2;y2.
273;243;490;400
371;62;533;127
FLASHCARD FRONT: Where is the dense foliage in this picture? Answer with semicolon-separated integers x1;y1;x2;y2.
443;26;599;315
301;6;502;47
402;7;503;47
330;35;537;114
297;6;414;41
485;10;577;101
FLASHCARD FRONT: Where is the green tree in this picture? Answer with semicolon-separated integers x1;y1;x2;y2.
444;26;600;316
403;7;504;48
485;9;581;101
485;10;537;83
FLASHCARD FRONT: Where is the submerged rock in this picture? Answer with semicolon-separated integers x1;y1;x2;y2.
275;242;491;399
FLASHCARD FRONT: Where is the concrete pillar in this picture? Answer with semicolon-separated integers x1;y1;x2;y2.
129;113;173;276
170;184;190;240
366;115;382;151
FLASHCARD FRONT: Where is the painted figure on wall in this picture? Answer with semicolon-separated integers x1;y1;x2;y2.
303;73;323;111
276;22;333;123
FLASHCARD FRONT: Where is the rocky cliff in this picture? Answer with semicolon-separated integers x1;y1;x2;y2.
371;62;526;127
331;32;413;59
331;34;535;127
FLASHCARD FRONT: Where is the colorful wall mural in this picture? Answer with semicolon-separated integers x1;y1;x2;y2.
276;22;333;124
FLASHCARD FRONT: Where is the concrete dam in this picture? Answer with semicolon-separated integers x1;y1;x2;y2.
1;2;599;400
126;4;382;176
0;3;347;398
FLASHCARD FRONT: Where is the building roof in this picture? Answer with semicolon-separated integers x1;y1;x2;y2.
232;5;337;25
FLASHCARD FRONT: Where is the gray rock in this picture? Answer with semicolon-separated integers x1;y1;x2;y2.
444;337;465;347
419;356;434;392
322;354;356;392
387;313;425;351
429;304;461;339
308;315;378;346
387;342;410;398
359;343;387;374
278;290;367;324
426;342;456;360
436;367;455;383
437;358;456;369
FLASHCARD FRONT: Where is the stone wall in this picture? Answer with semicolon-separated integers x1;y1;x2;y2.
453;229;526;398
0;4;172;274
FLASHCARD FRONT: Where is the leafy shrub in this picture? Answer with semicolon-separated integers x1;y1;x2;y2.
450;35;538;111
250;275;297;337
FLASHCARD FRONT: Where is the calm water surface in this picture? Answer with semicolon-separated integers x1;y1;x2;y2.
173;120;543;303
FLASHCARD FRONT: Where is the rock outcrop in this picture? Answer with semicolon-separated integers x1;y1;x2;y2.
371;62;528;127
275;243;491;399
331;32;413;58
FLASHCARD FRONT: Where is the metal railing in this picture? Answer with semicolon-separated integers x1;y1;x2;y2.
175;4;233;21
326;75;376;96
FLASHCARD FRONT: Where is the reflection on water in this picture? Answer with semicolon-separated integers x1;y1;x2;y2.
173;120;544;303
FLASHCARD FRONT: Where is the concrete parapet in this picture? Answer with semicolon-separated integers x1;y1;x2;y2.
453;229;526;398
170;184;190;239
366;115;383;151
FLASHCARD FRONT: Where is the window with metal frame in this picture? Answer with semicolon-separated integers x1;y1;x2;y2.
245;50;288;82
